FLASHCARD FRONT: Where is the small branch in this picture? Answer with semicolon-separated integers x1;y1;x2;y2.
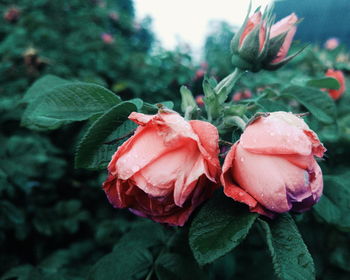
225;116;247;131
104;130;136;145
295;112;309;117
145;267;154;280
219;139;234;146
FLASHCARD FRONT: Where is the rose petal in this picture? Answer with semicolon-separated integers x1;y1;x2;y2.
240;112;313;156
233;144;298;213
221;143;274;217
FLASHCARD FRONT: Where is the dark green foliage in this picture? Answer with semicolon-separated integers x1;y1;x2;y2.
189;191;258;265
259;214;315;280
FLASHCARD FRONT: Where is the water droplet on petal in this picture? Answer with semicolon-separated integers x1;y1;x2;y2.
240;157;244;162
131;165;140;172
238;192;244;197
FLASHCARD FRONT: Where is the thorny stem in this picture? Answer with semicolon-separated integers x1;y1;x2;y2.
215;68;245;94
228;115;247;131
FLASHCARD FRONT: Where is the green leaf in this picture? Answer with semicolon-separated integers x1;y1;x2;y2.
89;221;166;280
1;201;25;224
88;247;153;280
129;98;144;110
22;75;69;103
313;173;350;231
0;265;41;280
189;191;258;265
257;100;290;112
159;101;174;109
306;77;340;90
75;101;137;169
155;253;207;280
22;83;121;130
259;214;315;280
282;86;336;124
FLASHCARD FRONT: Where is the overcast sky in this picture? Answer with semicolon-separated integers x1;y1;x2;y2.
134;0;273;51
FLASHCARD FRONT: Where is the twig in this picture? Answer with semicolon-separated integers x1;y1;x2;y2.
104;130;136;145
219;139;234;146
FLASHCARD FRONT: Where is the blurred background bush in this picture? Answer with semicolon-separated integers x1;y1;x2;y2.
1;0;350;279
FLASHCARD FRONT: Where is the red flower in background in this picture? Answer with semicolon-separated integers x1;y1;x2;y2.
101;33;114;44
195;95;204;106
232;89;252;101
4;7;20;23
325;69;346;100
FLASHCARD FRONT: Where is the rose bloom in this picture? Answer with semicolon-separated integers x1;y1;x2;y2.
325;69;346;100
103;111;221;226
221;112;326;217
324;38;339;50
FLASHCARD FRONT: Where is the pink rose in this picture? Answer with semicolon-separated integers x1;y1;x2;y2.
270;13;298;63
103;111;221;226
324;69;346;100
101;33;114;44
325;38;339;50
221;112;326;217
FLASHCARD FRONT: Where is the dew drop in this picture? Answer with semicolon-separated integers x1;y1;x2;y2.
131;165;140;172
240;157;244;162
238;192;244;197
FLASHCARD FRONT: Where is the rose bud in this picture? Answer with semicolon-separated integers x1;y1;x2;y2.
324;38;339;50
103;111;221;226
264;13;298;66
324;69;346;100
231;10;267;72
221;111;326;218
231;4;301;72
101;33;114;44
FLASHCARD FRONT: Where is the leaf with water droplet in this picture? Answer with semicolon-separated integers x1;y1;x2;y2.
258;214;315;280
